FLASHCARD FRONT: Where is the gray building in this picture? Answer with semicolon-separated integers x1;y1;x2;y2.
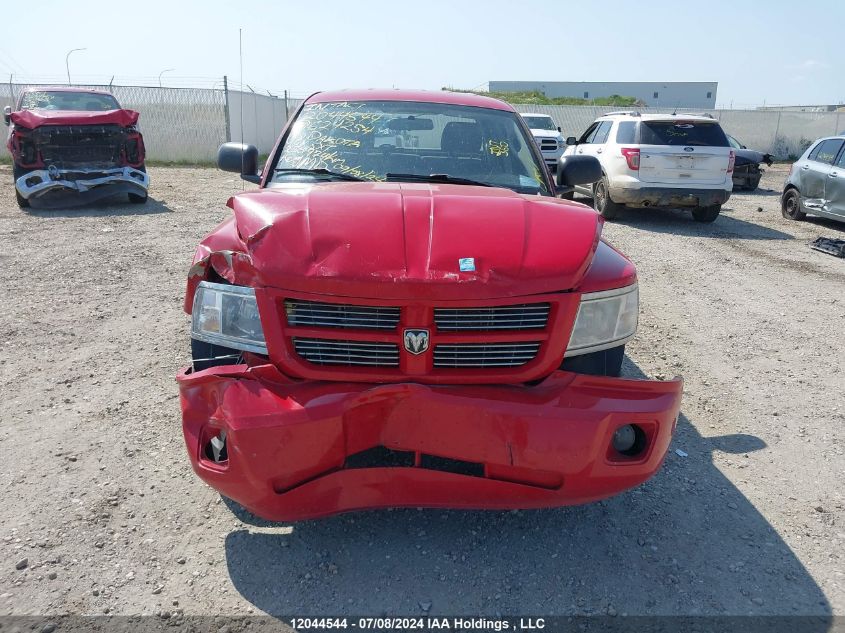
487;81;718;109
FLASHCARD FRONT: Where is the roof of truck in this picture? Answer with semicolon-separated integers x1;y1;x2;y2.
307;89;513;111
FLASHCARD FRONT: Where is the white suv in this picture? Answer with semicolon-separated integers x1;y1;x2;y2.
562;112;735;222
521;113;565;172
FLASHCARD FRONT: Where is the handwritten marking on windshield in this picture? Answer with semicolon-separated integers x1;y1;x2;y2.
487;140;509;157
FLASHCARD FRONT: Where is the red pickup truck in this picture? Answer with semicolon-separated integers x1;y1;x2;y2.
4;87;148;208
177;89;683;521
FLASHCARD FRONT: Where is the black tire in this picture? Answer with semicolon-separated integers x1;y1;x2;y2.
593;177;623;220
781;188;805;220
692;204;721;223
128;163;148;204
12;164;29;209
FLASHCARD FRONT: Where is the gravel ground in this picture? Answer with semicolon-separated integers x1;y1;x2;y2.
1;164;843;620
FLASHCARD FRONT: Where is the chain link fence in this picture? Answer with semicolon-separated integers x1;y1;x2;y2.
511;104;844;159
0;81;302;163
1;82;841;163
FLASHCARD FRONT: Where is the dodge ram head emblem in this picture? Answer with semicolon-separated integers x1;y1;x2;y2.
403;329;430;355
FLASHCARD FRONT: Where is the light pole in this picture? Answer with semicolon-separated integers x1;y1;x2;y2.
65;48;86;85
158;68;175;88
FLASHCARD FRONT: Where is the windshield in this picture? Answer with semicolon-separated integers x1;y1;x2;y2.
522;116;557;131
272;100;551;195
640;120;729;147
19;91;120;111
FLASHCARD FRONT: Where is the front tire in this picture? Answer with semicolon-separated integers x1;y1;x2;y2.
12;164;29;209
593;177;623;220
781;189;805;220
692;204;721;223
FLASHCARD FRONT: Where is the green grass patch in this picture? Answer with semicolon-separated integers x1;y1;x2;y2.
444;88;640;107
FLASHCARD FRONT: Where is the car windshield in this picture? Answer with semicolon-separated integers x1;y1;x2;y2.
20;91;120;111
272;100;551;195
640;120;729;147
522;116;557;131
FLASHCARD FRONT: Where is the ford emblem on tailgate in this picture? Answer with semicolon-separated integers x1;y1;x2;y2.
403;329;430;355
683;147;694;152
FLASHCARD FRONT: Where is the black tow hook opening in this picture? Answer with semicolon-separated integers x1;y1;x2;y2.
205;430;228;463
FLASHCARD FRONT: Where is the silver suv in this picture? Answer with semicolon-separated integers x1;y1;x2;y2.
563;112;735;222
782;136;845;224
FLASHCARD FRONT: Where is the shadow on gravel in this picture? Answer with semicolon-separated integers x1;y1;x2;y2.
222;358;831;622
576;196;794;240
802;215;845;234
24;195;172;218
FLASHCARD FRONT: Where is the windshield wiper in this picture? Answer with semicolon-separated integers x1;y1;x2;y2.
273;168;364;182
385;173;492;187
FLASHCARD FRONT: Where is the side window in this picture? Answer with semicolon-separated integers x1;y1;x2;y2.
812;139;845;165
592;121;613;144
808;143;822;161
579;123;599;144
616;121;637;144
836;147;845;168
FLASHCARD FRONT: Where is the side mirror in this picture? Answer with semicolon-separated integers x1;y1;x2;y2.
557;126;562;133
741;145;747;149
3;105;11;126
556;155;602;192
565;136;577;146
217;142;260;183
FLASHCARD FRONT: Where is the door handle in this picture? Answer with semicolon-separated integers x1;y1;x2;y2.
830;172;838;178
801;165;810;170
577;149;584;154
596;148;603;154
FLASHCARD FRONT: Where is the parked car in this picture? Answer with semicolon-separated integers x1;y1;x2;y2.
727;134;773;191
3;87;148;208
782;135;845;224
176;89;683;522
520;112;565;172
563;111;735;222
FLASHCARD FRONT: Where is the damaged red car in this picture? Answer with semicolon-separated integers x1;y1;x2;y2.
177;90;683;522
4;87;147;208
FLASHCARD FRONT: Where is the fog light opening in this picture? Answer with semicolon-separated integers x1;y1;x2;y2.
612;424;647;457
204;430;228;463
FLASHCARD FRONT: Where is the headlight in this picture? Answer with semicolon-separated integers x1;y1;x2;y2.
565;284;638;357
191;281;267;354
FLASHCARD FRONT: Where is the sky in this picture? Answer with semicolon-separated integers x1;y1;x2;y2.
0;0;842;108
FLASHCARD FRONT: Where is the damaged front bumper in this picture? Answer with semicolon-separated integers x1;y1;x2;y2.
177;363;683;521
15;165;148;201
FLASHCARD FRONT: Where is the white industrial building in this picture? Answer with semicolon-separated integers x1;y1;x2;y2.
487;81;718;109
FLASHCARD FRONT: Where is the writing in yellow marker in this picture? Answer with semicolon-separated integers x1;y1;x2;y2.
487;139;509;157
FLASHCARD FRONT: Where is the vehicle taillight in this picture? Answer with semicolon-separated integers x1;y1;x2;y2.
621;147;640;170
727;150;735;174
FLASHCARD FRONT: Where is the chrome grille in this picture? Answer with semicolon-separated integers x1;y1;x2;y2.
285;300;400;330
435;304;550;331
540;139;558;150
433;342;541;368
293;338;399;367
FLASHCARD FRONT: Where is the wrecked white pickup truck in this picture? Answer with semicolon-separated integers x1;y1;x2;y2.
4;87;148;208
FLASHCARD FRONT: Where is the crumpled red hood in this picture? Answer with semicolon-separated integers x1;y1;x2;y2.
199;182;602;301
10;108;140;129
